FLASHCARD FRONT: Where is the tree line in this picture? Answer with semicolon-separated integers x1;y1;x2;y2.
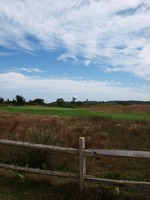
0;95;90;107
0;95;80;107
0;95;149;107
0;95;44;106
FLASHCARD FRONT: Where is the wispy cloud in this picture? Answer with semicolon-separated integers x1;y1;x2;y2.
20;67;44;73
84;60;91;66
57;54;78;61
0;1;150;80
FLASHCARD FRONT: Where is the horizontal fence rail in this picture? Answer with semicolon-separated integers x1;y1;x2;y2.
85;149;150;159
0;138;150;192
85;176;150;186
1;139;150;158
0;163;78;179
0;139;78;154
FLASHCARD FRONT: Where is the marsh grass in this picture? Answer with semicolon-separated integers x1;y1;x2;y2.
0;111;150;199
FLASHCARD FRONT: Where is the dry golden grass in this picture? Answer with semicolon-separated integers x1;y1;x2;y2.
0;110;150;200
0;111;149;150
0;111;149;171
87;104;150;114
0;112;110;149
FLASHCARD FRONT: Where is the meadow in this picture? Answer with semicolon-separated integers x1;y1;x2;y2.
0;104;150;121
0;104;150;199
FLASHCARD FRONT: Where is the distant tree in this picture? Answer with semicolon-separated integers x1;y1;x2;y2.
0;97;4;104
76;101;83;106
12;98;16;104
15;95;26;105
72;96;77;102
118;101;130;106
56;98;65;107
5;98;10;104
72;96;77;104
28;98;44;105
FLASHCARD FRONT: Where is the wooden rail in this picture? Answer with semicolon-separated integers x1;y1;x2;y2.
0;138;150;192
0;163;78;179
0;139;78;154
85;149;150;159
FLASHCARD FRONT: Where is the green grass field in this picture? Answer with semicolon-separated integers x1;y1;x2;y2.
0;106;92;117
0;105;150;121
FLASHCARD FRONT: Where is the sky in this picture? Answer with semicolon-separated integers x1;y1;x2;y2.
0;0;150;103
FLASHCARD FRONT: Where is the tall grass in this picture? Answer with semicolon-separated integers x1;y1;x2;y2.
0;112;149;168
1;173;150;200
0;112;150;199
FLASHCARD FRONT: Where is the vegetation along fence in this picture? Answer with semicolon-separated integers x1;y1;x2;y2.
0;137;150;192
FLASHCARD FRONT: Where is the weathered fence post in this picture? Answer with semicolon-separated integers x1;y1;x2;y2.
79;137;86;192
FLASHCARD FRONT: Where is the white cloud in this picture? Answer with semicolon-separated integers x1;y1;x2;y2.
0;72;149;102
57;54;78;61
0;1;150;79
20;67;44;73
84;60;91;66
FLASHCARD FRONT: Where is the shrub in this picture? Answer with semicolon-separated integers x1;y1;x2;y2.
6;127;62;169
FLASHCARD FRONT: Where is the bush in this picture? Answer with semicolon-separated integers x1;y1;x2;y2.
7;128;62;169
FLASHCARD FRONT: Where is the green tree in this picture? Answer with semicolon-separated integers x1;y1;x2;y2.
71;96;77;104
5;98;10;104
56;98;65;107
28;98;44;105
0;97;4;104
15;95;26;105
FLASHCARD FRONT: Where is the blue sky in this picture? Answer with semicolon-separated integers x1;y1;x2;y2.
0;0;150;102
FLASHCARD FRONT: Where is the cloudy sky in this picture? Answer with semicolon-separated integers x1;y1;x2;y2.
0;0;150;102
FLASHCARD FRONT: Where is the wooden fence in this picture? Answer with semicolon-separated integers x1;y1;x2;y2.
0;137;150;192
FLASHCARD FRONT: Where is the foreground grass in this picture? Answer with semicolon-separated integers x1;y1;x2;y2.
0;111;150;199
0;105;150;121
1;170;150;200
